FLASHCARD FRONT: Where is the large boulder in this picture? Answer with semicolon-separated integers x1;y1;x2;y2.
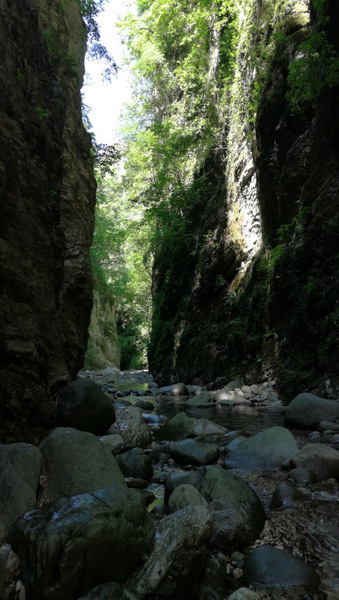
224;427;298;470
128;505;212;599
108;406;151;449
168;484;208;513
0;443;41;539
39;428;125;505
186;391;212;408
172;466;266;551
285;393;339;428
166;411;196;440
13;486;155;600
290;443;339;481
56;379;115;435
243;546;320;590
169;439;219;466
193;418;228;437
116;448;153;480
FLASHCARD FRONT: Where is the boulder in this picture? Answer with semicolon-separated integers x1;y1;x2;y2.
116;448;153;480
13;486;155;600
56;379;115;435
108;406;151;449
269;483;305;510
224;427;298;470
158;383;188;395
186;391;212;408
290;443;339;481
223;380;243;392
99;433;126;455
128;506;212;599
39;427;125;505
166;411;196;440
0;443;41;539
318;420;339;432
243;546;320;589
228;588;259;600
76;583;138;600
168;483;208;512
193;418;228;437
285;393;339;428
169;439;219;466
181;466;266;551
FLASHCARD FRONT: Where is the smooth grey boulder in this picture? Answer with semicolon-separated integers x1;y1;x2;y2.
168;483;208;512
187;466;266;550
169;438;219;466
243;546;320;589
166;411;196;440
116;448;153;480
108;406;151;449
224;427;298;470
186;391;212;408
223;380;243;392
14;486;155;600
0;443;41;539
128;505;212;599
39;427;125;505
285;393;339;428
290;443;339;481
76;583;138;600
56;379;115;435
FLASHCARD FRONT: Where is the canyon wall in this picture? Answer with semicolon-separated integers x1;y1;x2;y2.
149;0;339;399
0;0;96;438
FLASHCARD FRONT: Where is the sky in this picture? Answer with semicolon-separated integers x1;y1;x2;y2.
82;0;135;145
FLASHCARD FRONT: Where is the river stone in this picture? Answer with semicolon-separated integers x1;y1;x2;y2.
225;427;298;470
193;418;228;437
243;546;320;590
186;391;212;408
287;467;316;485
223;380;243;392
116;448;153;480
166;411;196;440
169;438;219;466
99;433;126;455
128;505;212;599
318;420;339;432
285;393;339;428
108;406;151;449
0;443;41;539
269;482;305;510
56;379;115;435
158;383;188;395
228;588;259;600
290;443;339;481
13;486;155;600
76;583;138;600
224;427;298;470
168;483;208;512
185;466;266;551
39;427;125;504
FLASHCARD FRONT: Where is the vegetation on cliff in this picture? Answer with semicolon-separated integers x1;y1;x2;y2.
87;0;339;395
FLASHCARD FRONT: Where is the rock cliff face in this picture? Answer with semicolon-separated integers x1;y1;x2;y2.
149;0;339;399
84;287;120;371
0;0;96;437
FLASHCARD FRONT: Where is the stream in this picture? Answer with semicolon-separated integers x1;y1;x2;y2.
90;368;339;600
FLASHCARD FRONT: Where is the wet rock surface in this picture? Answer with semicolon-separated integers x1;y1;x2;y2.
0;368;338;600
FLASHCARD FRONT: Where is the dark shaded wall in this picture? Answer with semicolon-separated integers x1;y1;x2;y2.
148;0;339;399
0;0;96;435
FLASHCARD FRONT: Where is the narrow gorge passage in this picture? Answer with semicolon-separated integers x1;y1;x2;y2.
0;0;339;599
